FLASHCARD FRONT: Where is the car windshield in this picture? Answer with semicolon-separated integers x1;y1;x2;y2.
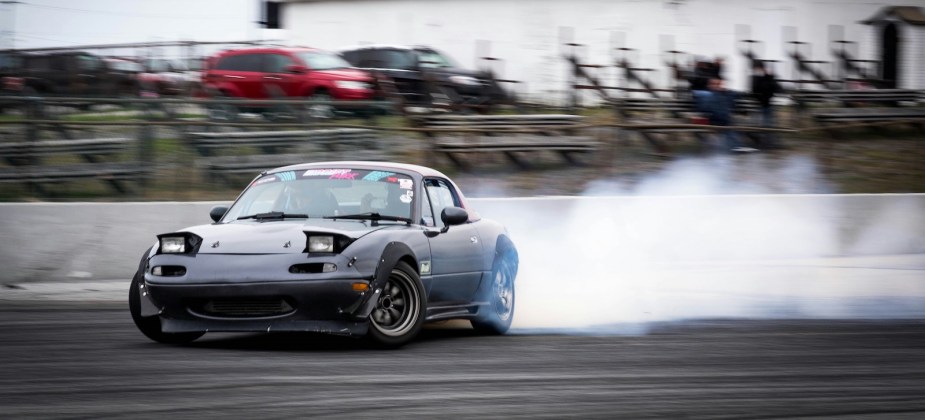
296;51;351;71
418;50;457;69
222;168;416;222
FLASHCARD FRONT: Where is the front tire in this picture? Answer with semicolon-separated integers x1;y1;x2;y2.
306;91;335;119
367;261;426;347
129;270;203;345
471;248;517;334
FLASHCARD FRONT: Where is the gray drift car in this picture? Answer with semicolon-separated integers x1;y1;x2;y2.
130;161;517;347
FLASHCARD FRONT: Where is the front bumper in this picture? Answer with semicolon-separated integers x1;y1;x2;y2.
143;253;375;336
330;87;375;100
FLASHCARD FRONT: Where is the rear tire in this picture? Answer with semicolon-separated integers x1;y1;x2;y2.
129;270;203;345
471;248;516;335
367;261;426;348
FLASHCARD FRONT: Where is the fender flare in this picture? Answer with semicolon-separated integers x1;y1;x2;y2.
133;246;162;317
352;241;417;319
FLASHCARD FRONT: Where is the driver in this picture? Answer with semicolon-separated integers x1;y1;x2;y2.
278;184;339;216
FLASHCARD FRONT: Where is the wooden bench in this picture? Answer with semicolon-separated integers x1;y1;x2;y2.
0;136;144;194
412;114;586;136
416;114;584;126
616;97;760;118
0;161;147;194
185;128;379;156
0;137;133;165
792;89;921;106
812;107;925;123
433;135;599;169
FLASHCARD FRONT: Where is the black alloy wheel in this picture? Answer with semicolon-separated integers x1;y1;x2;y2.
367;261;426;347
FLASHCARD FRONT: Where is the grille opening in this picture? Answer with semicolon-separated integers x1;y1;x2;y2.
289;263;336;274
290;263;325;274
152;265;186;277
193;298;294;318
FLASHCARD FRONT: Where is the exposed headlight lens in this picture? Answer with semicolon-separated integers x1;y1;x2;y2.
334;80;369;90
156;233;202;255
449;75;480;86
322;263;337;273
160;237;186;253
308;236;335;253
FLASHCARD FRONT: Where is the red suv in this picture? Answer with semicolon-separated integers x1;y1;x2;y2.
202;47;374;114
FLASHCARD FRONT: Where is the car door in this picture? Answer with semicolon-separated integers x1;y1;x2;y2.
362;49;424;103
74;54;105;95
240;53;267;99
262;53;298;98
209;53;263;98
421;177;484;304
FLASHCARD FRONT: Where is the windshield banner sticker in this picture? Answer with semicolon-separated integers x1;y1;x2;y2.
245;168;413;184
329;171;359;180
362;171;394;181
302;169;351;177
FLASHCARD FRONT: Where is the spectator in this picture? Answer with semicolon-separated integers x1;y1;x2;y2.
688;59;712;92
699;78;757;153
750;61;783;149
710;57;725;79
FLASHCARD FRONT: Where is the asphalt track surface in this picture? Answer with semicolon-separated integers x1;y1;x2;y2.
2;305;925;419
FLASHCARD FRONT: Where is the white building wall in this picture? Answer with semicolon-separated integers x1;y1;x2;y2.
902;25;924;90
281;0;905;101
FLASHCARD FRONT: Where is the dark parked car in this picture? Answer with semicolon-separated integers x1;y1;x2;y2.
339;45;509;109
14;51;139;97
130;161;518;347
138;58;186;96
202;47;375;117
0;51;26;110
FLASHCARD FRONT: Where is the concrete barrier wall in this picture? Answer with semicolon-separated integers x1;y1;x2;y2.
1;194;923;283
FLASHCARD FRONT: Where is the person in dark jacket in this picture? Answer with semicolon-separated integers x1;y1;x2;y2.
750;61;782;148
698;78;757;153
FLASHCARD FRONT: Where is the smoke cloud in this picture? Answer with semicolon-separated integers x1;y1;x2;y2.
472;156;925;332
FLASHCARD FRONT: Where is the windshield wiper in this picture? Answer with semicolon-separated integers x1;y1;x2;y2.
324;212;411;226
237;211;308;221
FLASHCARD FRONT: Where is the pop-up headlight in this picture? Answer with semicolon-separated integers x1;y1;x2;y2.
303;233;353;254
308;236;334;253
156;232;203;255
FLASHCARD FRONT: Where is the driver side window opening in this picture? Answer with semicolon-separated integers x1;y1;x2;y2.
420;184;435;227
423;178;460;228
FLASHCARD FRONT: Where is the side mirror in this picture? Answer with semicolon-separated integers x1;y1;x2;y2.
284;64;307;74
209;205;229;222
440;206;468;232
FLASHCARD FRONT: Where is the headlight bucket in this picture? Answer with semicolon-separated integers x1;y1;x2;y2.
303;232;354;254
156;232;203;255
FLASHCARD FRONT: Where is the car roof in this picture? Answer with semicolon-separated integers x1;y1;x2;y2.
216;47;323;56
267;161;451;179
337;44;434;53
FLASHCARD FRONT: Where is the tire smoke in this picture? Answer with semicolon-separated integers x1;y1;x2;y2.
471;156;925;332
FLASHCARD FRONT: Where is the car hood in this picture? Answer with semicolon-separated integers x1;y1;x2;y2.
180;219;399;254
